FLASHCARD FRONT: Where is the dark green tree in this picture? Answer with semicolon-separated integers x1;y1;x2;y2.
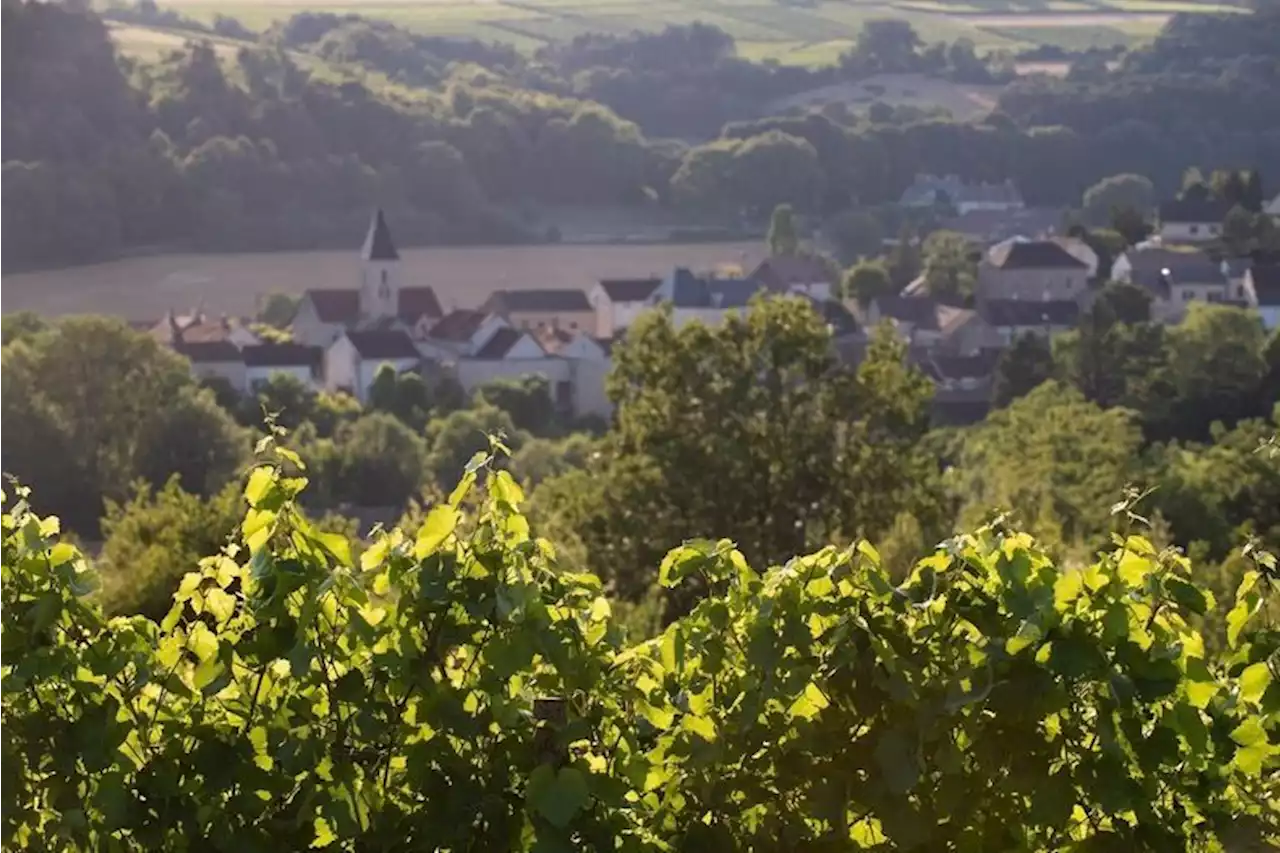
767;203;800;256
991;332;1055;409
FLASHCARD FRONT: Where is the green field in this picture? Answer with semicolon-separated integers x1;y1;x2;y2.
111;0;1249;66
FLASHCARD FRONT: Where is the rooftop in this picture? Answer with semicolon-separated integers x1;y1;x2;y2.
599;278;661;303
303;289;360;324
174;340;242;363
343;329;420;360
1159;197;1231;224
1249;264;1280;306
749;255;835;290
362;208;400;262
242;342;322;368
485;288;592;314
987;239;1087;270
429;309;490;343
473;327;530;359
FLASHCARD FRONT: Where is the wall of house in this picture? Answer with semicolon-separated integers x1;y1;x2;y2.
568;357;613;419
324;338;359;396
190;361;248;392
670;307;746;329
977;265;1088;302
1159;221;1220;243
456;357;571;396
246;365;316;391
1256;305;1280;330
506;309;595;333
292;300;347;348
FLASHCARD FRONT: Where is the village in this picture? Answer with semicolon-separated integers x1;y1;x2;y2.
144;177;1280;428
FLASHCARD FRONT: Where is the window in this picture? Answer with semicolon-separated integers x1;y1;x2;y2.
380;269;388;285
1210;224;1220;235
1189;225;1200;235
1182;289;1196;302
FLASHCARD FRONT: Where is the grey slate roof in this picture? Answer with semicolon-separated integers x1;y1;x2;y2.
362;208;400;262
485;289;592;314
988;240;1087;270
344;329;419;360
474;327;528;359
174;340;242;363
304;289;361;324
1249;265;1280;306
1122;246;1225;297
651;267;766;309
1159;197;1231;224
599;278;661;302
242;343;322;368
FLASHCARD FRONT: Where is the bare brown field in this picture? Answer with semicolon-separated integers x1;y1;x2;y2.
1;242;767;321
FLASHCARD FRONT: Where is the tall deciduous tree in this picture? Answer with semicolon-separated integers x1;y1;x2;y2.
767;203;799;256
536;299;943;614
0;316;246;532
842;258;893;307
991;332;1055;409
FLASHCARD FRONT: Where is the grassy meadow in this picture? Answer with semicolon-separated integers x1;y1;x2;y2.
104;0;1250;67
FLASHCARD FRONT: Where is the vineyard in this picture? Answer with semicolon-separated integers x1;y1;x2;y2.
3;433;1279;850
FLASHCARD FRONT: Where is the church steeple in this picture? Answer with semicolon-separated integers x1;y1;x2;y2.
362;207;399;262
359;208;401;321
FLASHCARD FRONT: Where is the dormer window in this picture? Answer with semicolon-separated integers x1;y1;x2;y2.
380;269;388;285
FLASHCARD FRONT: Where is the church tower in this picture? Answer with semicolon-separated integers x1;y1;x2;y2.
359;207;400;321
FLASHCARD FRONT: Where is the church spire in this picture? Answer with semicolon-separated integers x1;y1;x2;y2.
361;207;399;262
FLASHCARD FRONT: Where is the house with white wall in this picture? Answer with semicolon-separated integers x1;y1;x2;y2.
1157;196;1229;244
1113;242;1228;322
243;343;323;391
420;309;511;360
590;277;660;339
1244;265;1280;330
748;255;836;301
175;340;248;391
647;267;768;328
324;329;422;402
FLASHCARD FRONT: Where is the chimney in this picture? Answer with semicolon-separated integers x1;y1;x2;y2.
167;309;181;343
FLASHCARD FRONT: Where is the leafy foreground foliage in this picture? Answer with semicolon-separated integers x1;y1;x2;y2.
3;436;1280;851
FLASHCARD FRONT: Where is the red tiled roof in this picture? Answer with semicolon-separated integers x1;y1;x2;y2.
429;309;488;342
304;289;360;324
398;287;442;323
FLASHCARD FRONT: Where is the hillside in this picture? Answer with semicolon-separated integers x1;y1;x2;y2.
105;0;1253;66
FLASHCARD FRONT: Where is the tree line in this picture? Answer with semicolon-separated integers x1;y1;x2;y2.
4;0;1280;269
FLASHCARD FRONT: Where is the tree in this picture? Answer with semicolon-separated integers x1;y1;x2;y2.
1110;204;1152;246
472;374;557;436
1091;280;1153;325
842;258;893;307
424;404;525;493
823;209;884;265
1;311;48;347
333;413;426;507
886;225;922;288
1222;204;1259;255
954;382;1143;547
850;18;921;73
1081;173;1154;225
920;230;977;304
766;203;799;256
256;291;299;328
991;332;1055;409
249;371;319;430
0;316;245;532
97;477;242;620
1163;304;1270;441
539;300;944;613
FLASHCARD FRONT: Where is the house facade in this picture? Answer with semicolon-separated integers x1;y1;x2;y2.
175;340;248;390
482;289;594;332
899;174;1025;214
1113;242;1228;322
748;255;836;301
1157;197;1230;244
324;329;422;402
243;343;323;391
590;278;660;339
977;239;1090;303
